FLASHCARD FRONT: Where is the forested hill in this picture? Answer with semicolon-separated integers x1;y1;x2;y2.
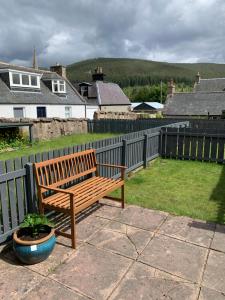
67;58;225;88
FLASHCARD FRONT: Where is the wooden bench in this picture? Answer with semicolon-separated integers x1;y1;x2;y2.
34;149;126;248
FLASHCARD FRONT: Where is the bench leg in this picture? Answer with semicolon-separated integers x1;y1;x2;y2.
70;210;76;249
121;185;125;209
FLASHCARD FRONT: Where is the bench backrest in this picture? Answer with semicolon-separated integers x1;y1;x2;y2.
34;149;97;188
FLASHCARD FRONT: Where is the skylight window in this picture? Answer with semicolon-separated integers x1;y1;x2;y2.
9;71;40;88
52;80;66;93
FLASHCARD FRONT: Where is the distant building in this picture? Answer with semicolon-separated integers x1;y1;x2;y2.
0;51;86;119
164;74;225;119
132;102;164;114
75;67;131;119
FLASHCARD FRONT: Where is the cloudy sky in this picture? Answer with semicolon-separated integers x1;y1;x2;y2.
0;0;225;67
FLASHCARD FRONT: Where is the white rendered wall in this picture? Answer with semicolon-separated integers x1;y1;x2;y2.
86;106;98;119
100;105;131;112
0;104;85;119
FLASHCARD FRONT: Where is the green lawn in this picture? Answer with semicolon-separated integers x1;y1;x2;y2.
0;133;117;161
115;159;225;224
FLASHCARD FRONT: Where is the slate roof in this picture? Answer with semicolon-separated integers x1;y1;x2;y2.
164;92;225;116
0;61;42;74
96;81;131;106
0;61;85;105
75;80;131;107
195;78;225;92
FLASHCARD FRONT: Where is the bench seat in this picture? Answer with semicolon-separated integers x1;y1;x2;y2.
42;176;123;213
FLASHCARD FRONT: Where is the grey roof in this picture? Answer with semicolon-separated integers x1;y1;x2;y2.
96;81;131;106
195;78;225;92
42;72;62;80
0;62;85;105
164;92;225;116
0;61;43;74
88;85;97;98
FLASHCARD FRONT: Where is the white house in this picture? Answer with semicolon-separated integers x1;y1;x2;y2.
0;60;86;119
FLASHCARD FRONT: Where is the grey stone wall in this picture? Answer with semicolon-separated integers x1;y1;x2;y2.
0;118;88;141
94;111;137;120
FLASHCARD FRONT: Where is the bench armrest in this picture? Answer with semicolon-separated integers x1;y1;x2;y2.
38;184;75;196
96;163;127;180
96;163;127;170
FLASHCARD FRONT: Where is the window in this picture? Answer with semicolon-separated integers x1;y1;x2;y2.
52;80;66;93
37;107;47;118
65;106;72;118
22;74;29;85
12;73;20;85
9;71;40;88
31;75;37;86
13;107;24;118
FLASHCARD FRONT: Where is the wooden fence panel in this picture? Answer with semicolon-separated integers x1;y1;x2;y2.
162;128;225;163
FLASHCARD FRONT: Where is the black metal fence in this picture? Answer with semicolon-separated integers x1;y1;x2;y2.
161;127;225;162
0;121;188;243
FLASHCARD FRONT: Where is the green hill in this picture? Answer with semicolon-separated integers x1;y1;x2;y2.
67;58;225;88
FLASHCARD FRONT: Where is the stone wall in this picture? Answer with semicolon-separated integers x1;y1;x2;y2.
0;118;88;141
94;111;137;120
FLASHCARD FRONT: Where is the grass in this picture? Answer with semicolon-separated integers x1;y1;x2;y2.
0;133;117;161
114;158;225;224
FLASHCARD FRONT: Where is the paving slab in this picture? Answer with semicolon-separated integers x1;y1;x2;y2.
110;262;198;300
88;226;153;259
211;224;225;252
26;242;75;276
199;287;225;300
92;201;123;219
159;215;215;247
139;234;207;283
105;220;154;253
24;278;88;300
114;205;168;231
0;258;44;300
50;244;132;300
76;215;110;241
203;250;225;293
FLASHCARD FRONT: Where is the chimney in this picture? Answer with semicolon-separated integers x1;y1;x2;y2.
167;79;175;96
32;47;38;70
92;66;105;81
50;63;67;79
196;72;201;84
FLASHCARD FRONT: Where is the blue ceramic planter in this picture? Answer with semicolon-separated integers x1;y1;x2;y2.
13;227;56;265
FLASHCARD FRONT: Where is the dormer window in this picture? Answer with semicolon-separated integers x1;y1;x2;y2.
9;71;41;88
52;80;66;93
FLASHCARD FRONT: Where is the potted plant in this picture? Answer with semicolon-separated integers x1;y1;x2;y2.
13;214;56;265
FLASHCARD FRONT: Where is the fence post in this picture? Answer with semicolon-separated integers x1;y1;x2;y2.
122;139;127;173
25;163;37;213
143;134;148;168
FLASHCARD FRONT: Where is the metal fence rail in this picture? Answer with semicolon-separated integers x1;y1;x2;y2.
0;121;188;243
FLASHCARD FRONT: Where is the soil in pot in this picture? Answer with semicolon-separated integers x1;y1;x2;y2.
17;225;51;242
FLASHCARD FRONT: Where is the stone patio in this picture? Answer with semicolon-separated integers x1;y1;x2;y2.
1;199;225;299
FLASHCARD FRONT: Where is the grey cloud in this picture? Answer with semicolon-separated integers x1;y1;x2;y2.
0;0;224;66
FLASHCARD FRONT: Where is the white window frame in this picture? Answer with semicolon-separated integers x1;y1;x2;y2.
52;80;66;93
9;70;41;88
13;107;25;118
65;106;72;118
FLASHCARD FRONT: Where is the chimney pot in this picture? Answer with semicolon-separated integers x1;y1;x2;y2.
167;79;175;96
